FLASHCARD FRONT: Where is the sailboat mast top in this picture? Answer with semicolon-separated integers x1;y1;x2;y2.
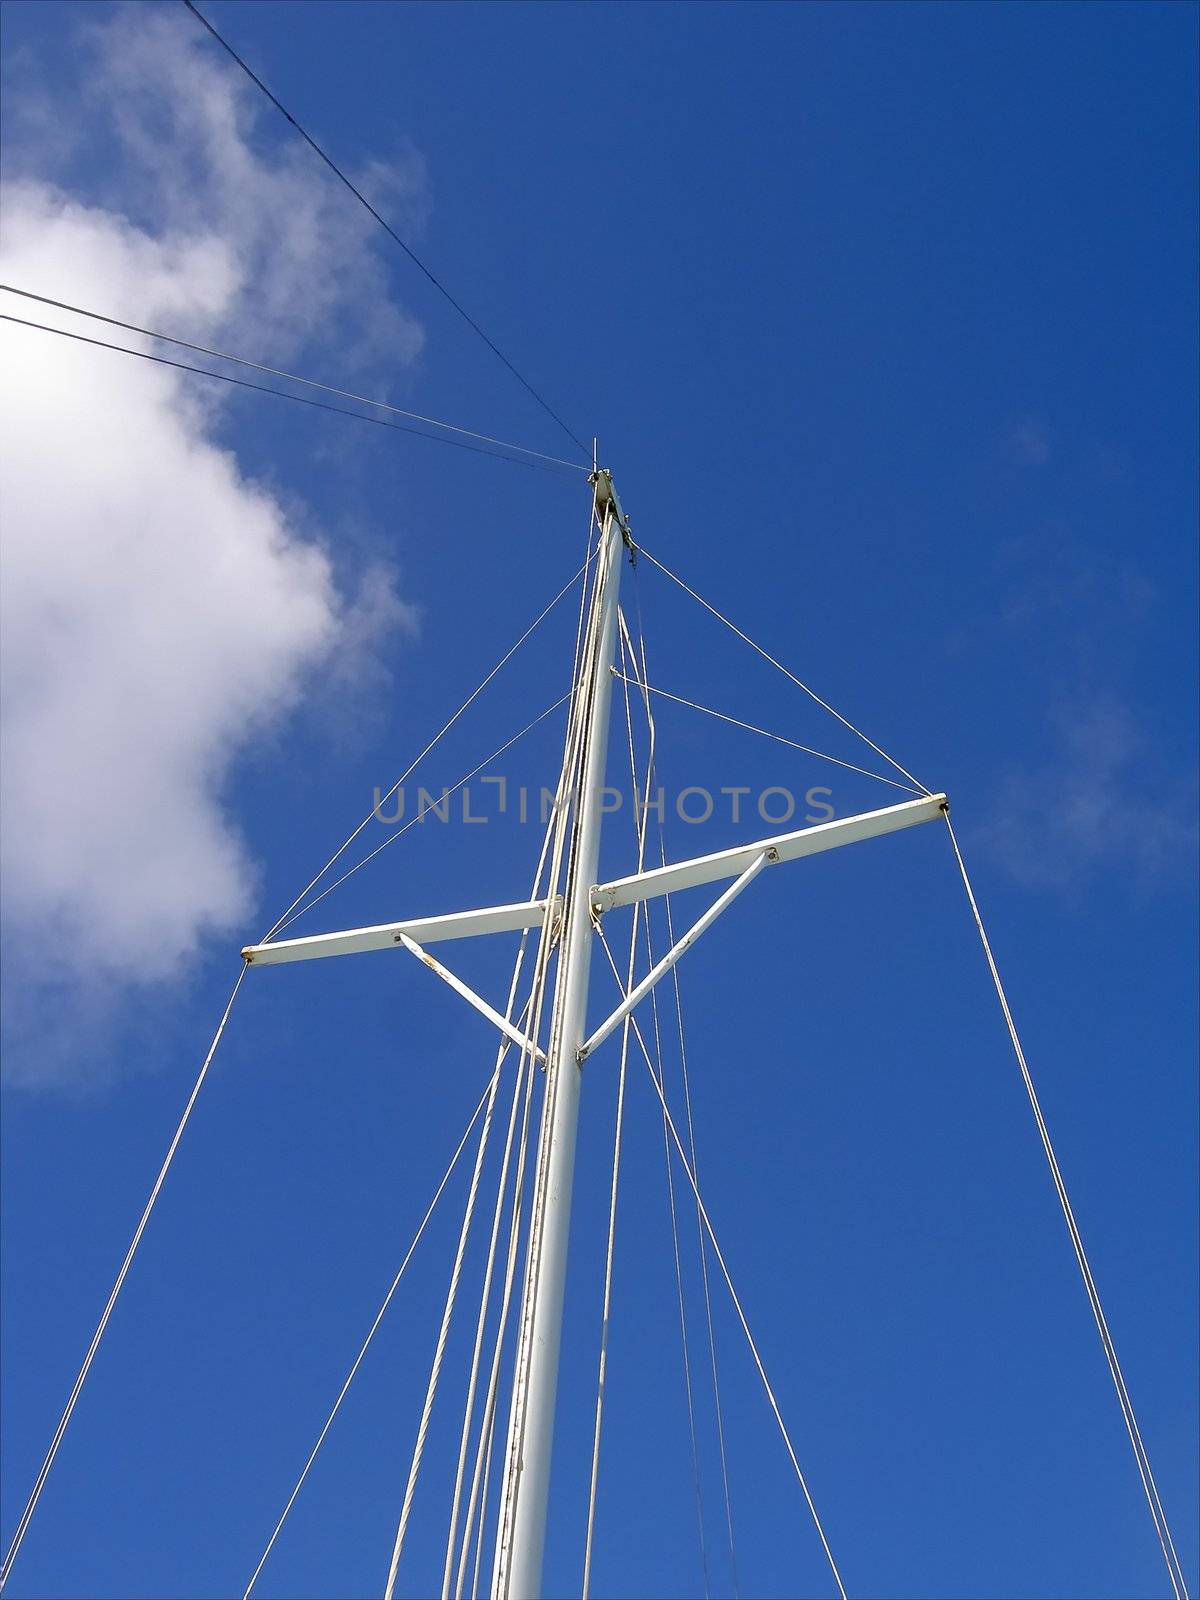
591;465;629;534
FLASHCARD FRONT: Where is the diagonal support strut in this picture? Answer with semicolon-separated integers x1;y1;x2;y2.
395;933;546;1064
579;851;772;1061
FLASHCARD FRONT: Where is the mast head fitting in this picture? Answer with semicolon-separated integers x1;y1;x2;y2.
590;467;632;545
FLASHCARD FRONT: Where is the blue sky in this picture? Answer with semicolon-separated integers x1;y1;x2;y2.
1;3;1196;1597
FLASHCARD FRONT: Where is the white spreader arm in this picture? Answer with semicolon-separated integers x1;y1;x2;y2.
580;793;947;1058
242;897;555;1063
242;896;560;967
591;793;947;913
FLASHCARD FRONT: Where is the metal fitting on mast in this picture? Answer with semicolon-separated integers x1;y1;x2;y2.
590;466;633;549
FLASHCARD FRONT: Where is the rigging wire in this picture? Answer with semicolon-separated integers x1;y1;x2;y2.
491;511;616;1581
450;504;604;1599
452;1010;540;1600
620;619;713;1595
580;621;658;1599
0;966;249;1594
469;1406;497;1600
943;812;1190;1600
660;883;742;1600
392;498;600;1594
0;285;587;474
626;595;742;1595
448;707;585;1596
241;1064;510;1600
492;500;637;1590
635;543;932;796
260;556;589;944
441;1020;538;1599
593;931;850;1600
441;795;568;1597
611;672;921;796
180;0;589;459
0;313;580;480
579;966;632;1600
248;694;578;1599
643;889;714;1599
383;1019;514;1598
270;692;571;937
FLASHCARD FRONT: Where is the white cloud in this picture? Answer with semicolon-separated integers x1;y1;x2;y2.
0;12;422;1081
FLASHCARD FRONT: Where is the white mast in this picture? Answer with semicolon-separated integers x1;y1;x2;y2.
491;468;627;1600
238;468;949;1597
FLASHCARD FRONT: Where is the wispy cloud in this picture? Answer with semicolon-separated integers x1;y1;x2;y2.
982;697;1197;892
1006;420;1051;467
952;460;1195;895
0;12;422;1084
